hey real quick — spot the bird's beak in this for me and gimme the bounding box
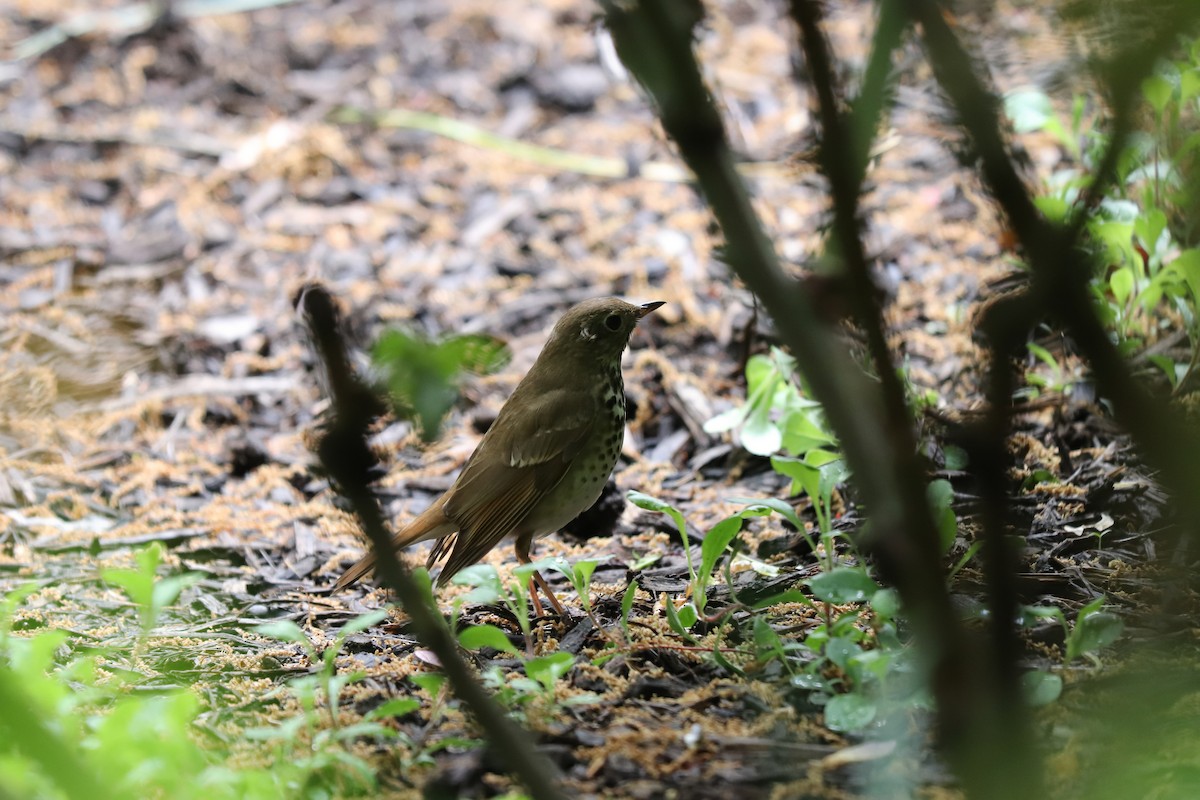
[636,301,665,319]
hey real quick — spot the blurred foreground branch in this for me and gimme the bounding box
[599,0,1007,788]
[296,284,567,800]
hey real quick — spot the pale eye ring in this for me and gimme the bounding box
[604,314,622,331]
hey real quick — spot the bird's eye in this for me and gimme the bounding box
[604,314,622,331]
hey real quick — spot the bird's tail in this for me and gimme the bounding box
[331,496,455,592]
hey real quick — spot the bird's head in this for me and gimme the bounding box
[543,297,664,363]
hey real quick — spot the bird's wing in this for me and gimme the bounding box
[437,387,594,582]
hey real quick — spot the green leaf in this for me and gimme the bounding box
[770,456,819,500]
[926,479,958,552]
[1019,604,1066,627]
[825,636,862,669]
[1110,266,1135,305]
[871,588,900,620]
[805,448,842,468]
[1004,89,1053,133]
[739,405,783,456]
[514,556,565,585]
[1091,220,1136,266]
[926,478,954,510]
[1142,73,1173,114]
[365,697,421,720]
[459,584,503,606]
[1034,194,1071,221]
[948,540,984,580]
[1181,67,1200,103]
[438,334,511,375]
[750,589,812,610]
[627,490,677,515]
[1021,670,1063,707]
[663,597,697,640]
[702,405,748,435]
[943,444,969,470]
[1167,249,1200,307]
[1133,209,1167,261]
[781,409,837,455]
[675,603,698,629]
[372,329,510,441]
[696,516,743,611]
[338,610,388,638]
[254,620,311,646]
[244,716,308,742]
[817,459,849,504]
[1147,355,1181,388]
[571,560,599,593]
[452,564,502,589]
[1068,610,1123,660]
[730,496,806,532]
[848,648,891,683]
[100,567,154,609]
[744,352,775,395]
[628,552,661,570]
[627,491,695,585]
[452,564,505,607]
[144,572,202,633]
[699,517,743,577]
[808,568,879,604]
[410,566,436,606]
[825,692,877,732]
[620,581,639,635]
[409,672,446,696]
[458,624,518,655]
[524,652,574,693]
[751,615,784,659]
[1180,65,1200,101]
[1027,342,1060,372]
[332,720,401,742]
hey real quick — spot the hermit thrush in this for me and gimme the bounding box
[332,297,664,615]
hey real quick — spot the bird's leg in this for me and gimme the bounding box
[531,569,566,617]
[527,577,546,619]
[515,536,566,618]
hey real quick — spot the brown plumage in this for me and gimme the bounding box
[332,297,663,614]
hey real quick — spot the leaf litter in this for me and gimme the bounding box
[0,0,1190,797]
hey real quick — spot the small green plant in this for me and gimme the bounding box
[547,558,600,618]
[697,330,973,734]
[628,492,793,624]
[522,651,575,697]
[702,345,852,572]
[742,576,922,734]
[100,542,203,658]
[450,563,535,653]
[1005,42,1200,388]
[0,573,364,799]
[1022,341,1080,398]
[1014,597,1124,708]
[704,346,838,459]
[1021,596,1125,667]
[476,650,589,715]
[254,608,389,729]
[251,571,489,792]
[625,488,929,735]
[372,328,510,441]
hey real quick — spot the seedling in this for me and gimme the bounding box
[100,543,203,658]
